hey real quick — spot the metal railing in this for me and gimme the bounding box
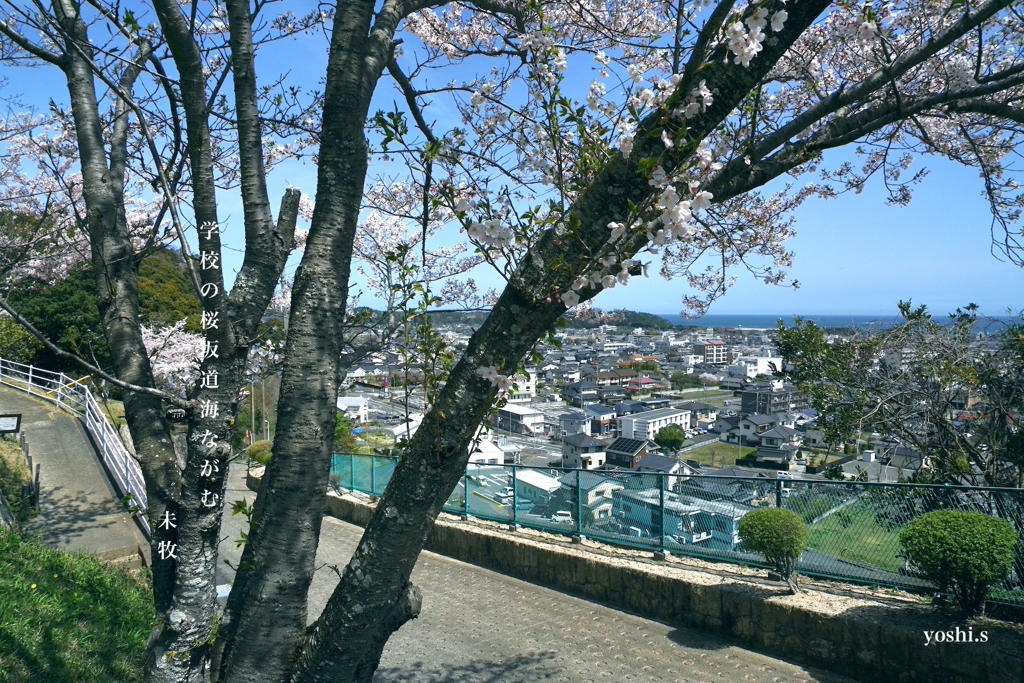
[331,453,1024,606]
[0,357,150,534]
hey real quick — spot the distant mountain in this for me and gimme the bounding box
[563,308,676,330]
[369,307,679,331]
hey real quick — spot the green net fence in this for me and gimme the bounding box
[330,453,1024,606]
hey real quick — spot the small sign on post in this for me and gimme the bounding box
[0,414,22,434]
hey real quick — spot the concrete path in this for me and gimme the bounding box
[219,465,853,683]
[0,385,149,566]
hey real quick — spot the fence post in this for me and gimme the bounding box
[27,365,33,394]
[511,464,518,527]
[350,455,355,492]
[463,469,469,519]
[775,478,783,508]
[659,473,666,551]
[370,455,376,494]
[575,469,583,540]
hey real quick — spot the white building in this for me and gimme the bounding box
[336,396,369,423]
[468,438,504,465]
[514,469,562,503]
[726,356,783,378]
[561,433,607,470]
[507,367,538,403]
[693,341,728,365]
[495,403,545,435]
[618,408,691,441]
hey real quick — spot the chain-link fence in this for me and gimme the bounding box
[330,453,1024,606]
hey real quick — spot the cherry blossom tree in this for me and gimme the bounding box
[1,1,1023,682]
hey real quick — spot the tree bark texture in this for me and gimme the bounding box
[289,2,833,681]
[50,0,183,618]
[216,0,392,680]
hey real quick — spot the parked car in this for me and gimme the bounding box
[551,510,573,524]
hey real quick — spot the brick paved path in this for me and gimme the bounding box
[307,518,856,683]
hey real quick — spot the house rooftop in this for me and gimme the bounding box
[622,407,691,420]
[759,425,798,439]
[563,433,606,448]
[606,437,649,455]
[637,453,684,472]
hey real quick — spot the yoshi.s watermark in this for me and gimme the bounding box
[923,626,988,646]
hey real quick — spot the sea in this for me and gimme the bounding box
[655,313,1018,332]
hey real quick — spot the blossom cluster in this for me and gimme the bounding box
[674,79,714,120]
[141,320,205,397]
[476,366,513,391]
[725,7,787,67]
[467,218,515,249]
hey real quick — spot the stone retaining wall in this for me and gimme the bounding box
[248,470,1024,683]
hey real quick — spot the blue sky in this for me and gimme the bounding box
[2,9,1020,319]
[598,153,1023,316]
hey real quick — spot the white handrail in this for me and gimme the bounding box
[0,357,151,535]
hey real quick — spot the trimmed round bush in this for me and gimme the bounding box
[738,508,808,592]
[899,510,1018,617]
[245,440,273,466]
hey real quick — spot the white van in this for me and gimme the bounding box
[551,511,573,524]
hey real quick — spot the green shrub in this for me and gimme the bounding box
[245,440,273,466]
[899,510,1018,617]
[738,508,808,593]
[0,317,43,365]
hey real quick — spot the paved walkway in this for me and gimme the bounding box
[220,465,853,683]
[0,385,148,565]
[308,518,855,683]
[7,392,855,683]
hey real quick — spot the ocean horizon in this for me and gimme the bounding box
[653,313,1017,330]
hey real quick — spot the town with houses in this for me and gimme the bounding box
[333,319,936,561]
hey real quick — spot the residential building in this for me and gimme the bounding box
[625,377,660,394]
[584,404,618,436]
[736,414,782,445]
[677,401,719,429]
[612,489,715,545]
[468,438,504,465]
[619,408,691,441]
[597,385,627,404]
[615,401,647,417]
[585,368,638,386]
[558,472,624,524]
[755,425,803,463]
[693,340,728,365]
[726,355,783,378]
[336,396,369,423]
[641,398,671,411]
[605,437,652,469]
[494,403,545,435]
[559,412,591,438]
[507,367,538,403]
[562,381,600,408]
[740,383,811,415]
[636,453,698,489]
[561,433,607,470]
[514,469,562,504]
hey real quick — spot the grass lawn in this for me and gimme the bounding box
[0,437,34,523]
[679,441,754,467]
[805,499,904,574]
[0,527,152,682]
[97,399,126,428]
